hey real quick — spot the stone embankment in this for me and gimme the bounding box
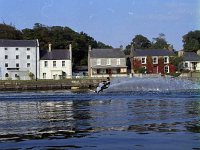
[0,78,105,91]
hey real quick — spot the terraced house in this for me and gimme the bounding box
[88,46,127,77]
[40,44,72,79]
[0,39,39,80]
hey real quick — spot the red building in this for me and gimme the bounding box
[130,49,176,74]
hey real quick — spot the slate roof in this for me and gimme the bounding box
[132,49,175,57]
[0,39,37,47]
[183,52,200,62]
[90,48,125,58]
[40,49,70,60]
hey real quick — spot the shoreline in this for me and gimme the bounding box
[0,76,199,91]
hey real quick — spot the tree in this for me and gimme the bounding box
[21,23,111,66]
[151,33,169,49]
[183,30,200,52]
[131,34,151,49]
[0,23,23,39]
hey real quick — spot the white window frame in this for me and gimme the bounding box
[97,59,101,65]
[27,63,30,68]
[44,61,48,67]
[117,58,120,65]
[152,56,158,64]
[43,73,46,79]
[184,62,189,68]
[106,59,111,65]
[16,55,19,59]
[27,55,30,59]
[164,65,169,73]
[164,56,169,64]
[62,61,65,67]
[53,61,56,67]
[141,57,146,64]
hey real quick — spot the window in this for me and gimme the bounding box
[164,65,169,73]
[5,63,8,67]
[16,55,19,59]
[15,74,19,77]
[43,73,46,79]
[5,73,9,77]
[16,48,18,50]
[27,55,30,59]
[117,59,120,65]
[153,57,158,64]
[97,59,101,65]
[44,61,48,67]
[106,59,111,65]
[53,61,56,67]
[4,48,7,50]
[16,63,19,68]
[141,57,146,64]
[62,61,65,67]
[5,55,8,59]
[27,63,30,68]
[184,62,189,68]
[164,56,169,64]
[27,48,30,51]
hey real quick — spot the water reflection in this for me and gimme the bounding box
[0,91,199,149]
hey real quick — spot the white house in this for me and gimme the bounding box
[179,51,200,72]
[0,39,40,80]
[40,44,72,79]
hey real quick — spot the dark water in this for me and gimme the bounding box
[0,90,200,150]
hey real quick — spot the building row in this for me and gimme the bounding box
[0,39,200,80]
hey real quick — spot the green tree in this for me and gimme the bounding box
[131,34,151,49]
[0,23,23,39]
[151,33,169,49]
[183,30,200,52]
[21,23,111,66]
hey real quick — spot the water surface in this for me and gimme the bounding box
[0,90,199,150]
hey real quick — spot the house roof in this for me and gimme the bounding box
[90,48,125,58]
[132,49,175,57]
[40,49,70,60]
[0,39,37,47]
[183,52,200,62]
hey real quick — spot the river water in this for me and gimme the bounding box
[0,89,199,150]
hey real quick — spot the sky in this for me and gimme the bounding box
[0,0,199,50]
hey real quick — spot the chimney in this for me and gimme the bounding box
[69,44,72,60]
[88,45,92,77]
[197,50,200,56]
[130,44,134,56]
[178,50,184,57]
[48,43,52,52]
[88,45,92,52]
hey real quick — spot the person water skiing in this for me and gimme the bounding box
[95,77,110,93]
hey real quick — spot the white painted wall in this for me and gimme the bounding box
[40,59,72,79]
[0,46,39,80]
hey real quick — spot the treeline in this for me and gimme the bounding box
[0,23,112,66]
[124,32,200,55]
[0,23,200,66]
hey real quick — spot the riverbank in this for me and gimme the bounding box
[0,75,199,91]
[0,78,105,91]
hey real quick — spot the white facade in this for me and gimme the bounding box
[0,40,39,80]
[39,44,72,79]
[183,61,200,72]
[40,59,72,79]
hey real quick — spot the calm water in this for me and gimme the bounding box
[0,90,200,150]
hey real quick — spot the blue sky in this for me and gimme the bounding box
[0,0,199,50]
